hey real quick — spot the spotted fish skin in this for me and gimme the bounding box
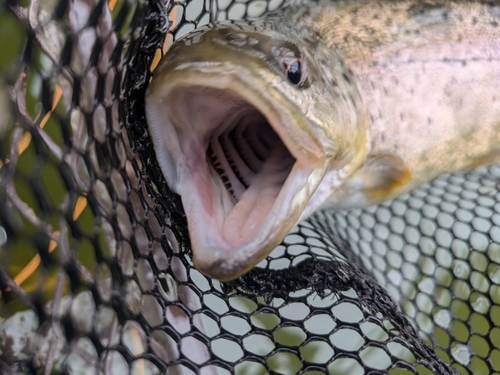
[293,0,500,208]
[145,0,500,280]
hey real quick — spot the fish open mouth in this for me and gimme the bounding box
[173,86,297,245]
[205,97,296,245]
[146,80,324,280]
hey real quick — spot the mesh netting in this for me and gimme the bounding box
[0,0,499,374]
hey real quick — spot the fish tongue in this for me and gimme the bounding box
[222,184,278,246]
[222,144,293,246]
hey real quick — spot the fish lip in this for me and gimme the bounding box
[146,68,328,281]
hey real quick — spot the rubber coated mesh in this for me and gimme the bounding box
[0,0,498,374]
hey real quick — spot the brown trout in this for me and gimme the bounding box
[145,0,500,281]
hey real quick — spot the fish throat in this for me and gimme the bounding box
[175,86,296,245]
[207,111,295,204]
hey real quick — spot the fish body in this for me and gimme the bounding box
[145,0,500,280]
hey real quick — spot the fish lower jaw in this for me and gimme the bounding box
[181,162,317,281]
[184,161,299,250]
[181,169,281,250]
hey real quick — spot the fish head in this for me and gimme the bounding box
[145,20,368,281]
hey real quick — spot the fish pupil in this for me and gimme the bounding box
[286,60,302,85]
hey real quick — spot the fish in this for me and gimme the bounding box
[145,0,500,281]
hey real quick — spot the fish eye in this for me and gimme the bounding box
[284,58,303,85]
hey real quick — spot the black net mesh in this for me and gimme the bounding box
[0,0,499,374]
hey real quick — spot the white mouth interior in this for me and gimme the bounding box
[174,87,296,246]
